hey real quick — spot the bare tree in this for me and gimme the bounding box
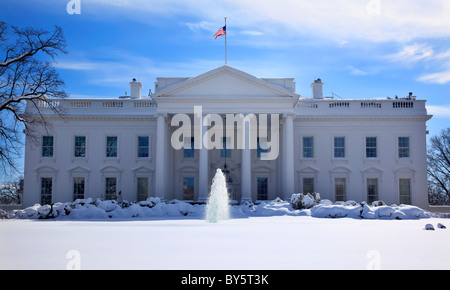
[427,128,450,204]
[0,176,23,204]
[0,22,67,176]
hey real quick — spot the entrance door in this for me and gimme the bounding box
[183,177,195,200]
[257,177,268,201]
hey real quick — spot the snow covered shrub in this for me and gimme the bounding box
[319,199,333,206]
[0,209,9,219]
[290,193,321,210]
[272,197,284,203]
[425,224,435,230]
[344,200,358,206]
[241,200,255,207]
[165,199,197,216]
[37,204,61,219]
[119,200,132,208]
[138,197,161,208]
[374,206,396,218]
[289,194,302,209]
[95,199,120,212]
[371,200,386,207]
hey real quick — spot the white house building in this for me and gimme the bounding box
[22,65,432,209]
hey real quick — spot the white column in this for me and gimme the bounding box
[284,114,295,200]
[198,114,209,203]
[155,114,167,200]
[241,119,252,203]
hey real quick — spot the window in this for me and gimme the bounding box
[334,137,345,158]
[183,177,194,200]
[303,137,314,158]
[257,137,268,159]
[105,177,117,200]
[74,136,86,158]
[366,137,377,158]
[221,137,231,158]
[398,137,410,158]
[106,136,118,158]
[257,177,268,200]
[137,177,149,202]
[303,178,315,194]
[184,137,195,158]
[399,178,411,205]
[42,136,54,157]
[73,177,85,200]
[138,136,149,158]
[367,178,378,203]
[335,178,346,202]
[41,177,52,205]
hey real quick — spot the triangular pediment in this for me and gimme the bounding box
[67,165,91,173]
[298,166,320,174]
[153,66,297,99]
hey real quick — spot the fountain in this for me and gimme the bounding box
[205,169,230,223]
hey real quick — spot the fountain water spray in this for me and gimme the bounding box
[205,169,230,223]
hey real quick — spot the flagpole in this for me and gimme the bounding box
[224,17,227,65]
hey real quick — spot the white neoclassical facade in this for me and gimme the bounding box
[23,65,432,208]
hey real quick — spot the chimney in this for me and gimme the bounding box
[130,78,143,99]
[311,78,324,99]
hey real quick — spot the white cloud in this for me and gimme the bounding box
[434,50,450,60]
[84,0,450,43]
[382,43,450,84]
[55,61,97,71]
[417,71,450,84]
[427,104,450,118]
[347,65,370,76]
[240,30,264,36]
[183,21,216,32]
[385,43,435,64]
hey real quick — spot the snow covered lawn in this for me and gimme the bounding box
[1,216,449,270]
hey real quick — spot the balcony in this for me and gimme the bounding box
[26,98,156,116]
[295,98,428,117]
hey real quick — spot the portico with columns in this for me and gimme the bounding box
[152,65,299,203]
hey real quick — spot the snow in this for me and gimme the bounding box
[1,216,449,270]
[425,224,435,231]
[1,197,449,270]
[6,196,433,220]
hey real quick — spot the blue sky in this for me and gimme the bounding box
[1,0,450,171]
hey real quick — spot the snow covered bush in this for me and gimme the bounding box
[0,208,9,219]
[371,200,386,207]
[310,201,431,220]
[8,197,210,220]
[290,193,321,210]
[6,195,432,220]
[138,197,161,208]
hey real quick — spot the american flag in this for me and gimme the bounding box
[214,26,226,39]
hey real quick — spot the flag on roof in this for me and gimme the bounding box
[214,26,226,39]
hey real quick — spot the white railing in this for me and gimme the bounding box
[102,101,124,108]
[29,98,155,114]
[296,99,426,115]
[361,101,382,109]
[329,101,350,108]
[70,101,91,108]
[134,101,154,108]
[37,100,60,108]
[393,101,414,108]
